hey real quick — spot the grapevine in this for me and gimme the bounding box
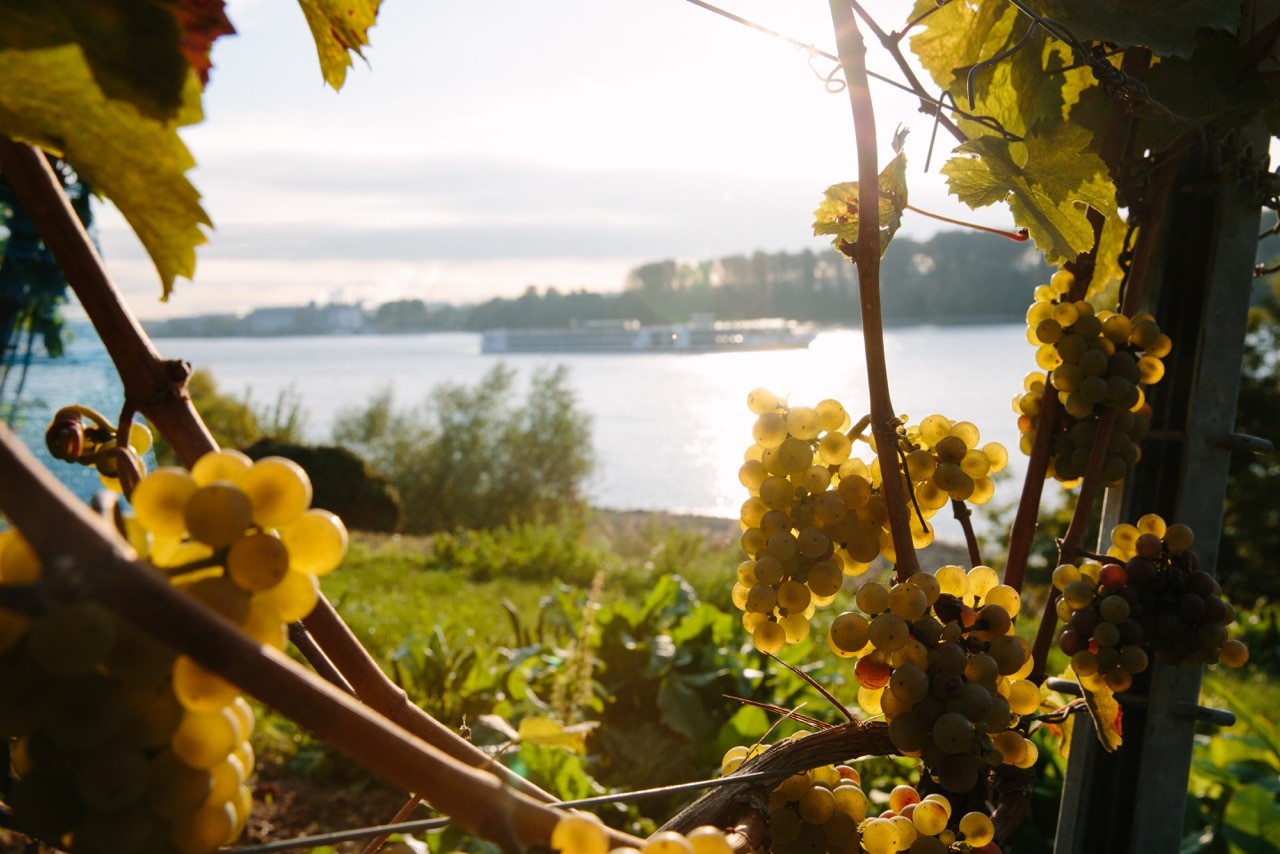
[0,0,1274,850]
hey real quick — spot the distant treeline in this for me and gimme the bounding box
[374,233,1047,333]
[147,233,1049,338]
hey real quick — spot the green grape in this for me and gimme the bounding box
[932,712,976,754]
[254,570,320,623]
[236,457,313,529]
[868,613,910,652]
[131,467,199,537]
[185,483,254,548]
[227,532,291,592]
[779,613,810,643]
[806,560,843,597]
[818,431,852,465]
[752,413,788,449]
[775,436,814,474]
[777,580,811,613]
[855,581,890,615]
[747,387,783,415]
[551,812,609,854]
[752,620,786,654]
[912,799,948,835]
[829,612,870,653]
[786,406,822,440]
[1007,678,1042,715]
[889,663,929,704]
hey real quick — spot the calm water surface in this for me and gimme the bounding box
[11,325,1032,529]
[150,326,1031,524]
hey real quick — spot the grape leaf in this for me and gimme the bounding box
[0,0,231,120]
[941,123,1116,264]
[0,44,210,298]
[296,0,381,89]
[516,716,588,753]
[174,0,237,87]
[813,129,909,256]
[1024,0,1239,58]
[1223,785,1280,854]
[909,0,1018,92]
[1078,677,1123,752]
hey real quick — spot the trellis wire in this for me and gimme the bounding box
[227,768,791,853]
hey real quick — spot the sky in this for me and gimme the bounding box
[95,1,1024,319]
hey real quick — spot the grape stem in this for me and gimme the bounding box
[905,203,1030,242]
[828,0,921,582]
[949,498,982,567]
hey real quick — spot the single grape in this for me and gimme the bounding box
[237,457,313,529]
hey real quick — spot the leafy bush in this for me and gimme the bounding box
[332,364,593,533]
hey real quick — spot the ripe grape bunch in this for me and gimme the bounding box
[1056,515,1248,690]
[0,449,348,853]
[1014,269,1171,485]
[828,567,1040,794]
[721,744,1000,854]
[551,811,734,854]
[734,390,1005,656]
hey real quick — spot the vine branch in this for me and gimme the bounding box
[828,0,920,581]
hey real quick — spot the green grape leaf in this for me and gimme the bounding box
[909,0,1018,92]
[1078,677,1124,752]
[1223,785,1280,854]
[0,0,232,120]
[0,44,210,298]
[941,123,1116,264]
[296,0,382,89]
[813,128,909,256]
[1024,0,1239,58]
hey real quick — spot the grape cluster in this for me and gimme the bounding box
[1014,270,1171,485]
[860,785,999,854]
[1057,516,1248,688]
[890,416,1007,559]
[44,406,154,492]
[828,568,1039,794]
[735,390,1005,655]
[551,812,733,854]
[720,747,1002,854]
[0,449,348,853]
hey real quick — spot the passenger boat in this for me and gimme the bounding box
[480,314,817,354]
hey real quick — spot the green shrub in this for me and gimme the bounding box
[332,364,593,533]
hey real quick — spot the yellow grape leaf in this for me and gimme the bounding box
[1079,676,1123,752]
[0,44,210,299]
[813,129,909,256]
[516,716,589,753]
[296,0,381,89]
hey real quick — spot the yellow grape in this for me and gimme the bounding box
[131,467,199,537]
[227,532,291,593]
[551,812,609,854]
[192,450,254,486]
[254,570,320,623]
[237,457,313,529]
[642,831,695,854]
[184,483,254,548]
[170,802,237,854]
[0,529,42,584]
[172,655,240,713]
[686,826,733,854]
[170,706,240,769]
[959,811,996,846]
[752,620,785,655]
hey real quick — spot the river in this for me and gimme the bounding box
[7,325,1033,530]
